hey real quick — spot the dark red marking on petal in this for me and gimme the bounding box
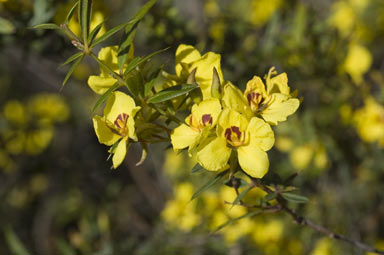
[231,126,241,139]
[202,114,213,126]
[114,113,129,129]
[225,128,232,142]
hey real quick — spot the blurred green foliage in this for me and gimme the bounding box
[1,0,384,254]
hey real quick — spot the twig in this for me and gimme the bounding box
[281,205,384,254]
[241,177,384,254]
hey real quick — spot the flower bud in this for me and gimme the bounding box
[211,67,222,100]
[188,68,203,104]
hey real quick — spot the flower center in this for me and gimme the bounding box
[114,113,129,136]
[201,114,213,126]
[188,113,213,132]
[224,126,245,147]
[246,92,263,112]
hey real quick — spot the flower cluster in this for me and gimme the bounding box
[170,45,300,178]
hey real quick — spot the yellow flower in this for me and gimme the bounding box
[353,97,384,146]
[88,46,134,94]
[92,91,140,168]
[171,98,222,155]
[249,0,282,27]
[343,43,372,85]
[222,67,300,125]
[28,93,70,125]
[197,108,274,178]
[165,44,224,99]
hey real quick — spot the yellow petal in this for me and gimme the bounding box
[197,136,231,171]
[222,82,253,119]
[98,46,119,75]
[93,115,120,146]
[191,98,222,127]
[238,142,269,178]
[262,94,300,125]
[191,52,223,99]
[104,91,140,124]
[247,117,275,151]
[175,44,201,75]
[268,72,290,95]
[171,124,200,150]
[88,75,117,94]
[245,76,268,98]
[112,138,128,168]
[217,108,249,138]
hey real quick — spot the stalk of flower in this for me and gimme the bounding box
[222,67,300,125]
[196,108,274,178]
[93,91,141,168]
[162,44,224,99]
[171,98,222,156]
[88,46,134,94]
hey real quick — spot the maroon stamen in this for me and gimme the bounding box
[225,128,232,142]
[202,114,213,126]
[247,92,260,104]
[114,113,128,128]
[231,126,241,139]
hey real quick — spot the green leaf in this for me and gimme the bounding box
[148,83,197,104]
[87,21,104,45]
[224,178,248,188]
[56,238,76,255]
[117,0,157,69]
[117,28,136,70]
[65,1,79,25]
[123,47,169,76]
[281,192,309,204]
[60,52,84,67]
[232,185,252,207]
[144,78,156,97]
[62,55,84,87]
[92,82,120,114]
[191,170,228,201]
[91,22,128,47]
[264,192,277,202]
[214,210,262,233]
[124,0,157,33]
[79,0,93,44]
[191,163,204,174]
[0,17,15,34]
[4,226,30,255]
[31,23,60,30]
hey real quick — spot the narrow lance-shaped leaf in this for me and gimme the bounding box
[62,55,84,88]
[191,170,229,201]
[32,23,60,30]
[123,47,169,76]
[79,0,92,44]
[148,84,197,104]
[231,185,253,207]
[281,192,309,204]
[191,163,204,174]
[264,192,277,202]
[65,1,79,24]
[117,28,136,70]
[3,226,30,255]
[144,78,155,97]
[117,0,157,69]
[213,210,262,233]
[87,21,104,45]
[124,0,157,33]
[92,82,120,114]
[91,21,130,47]
[136,143,148,166]
[60,52,84,67]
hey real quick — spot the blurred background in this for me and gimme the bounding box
[1,0,384,254]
